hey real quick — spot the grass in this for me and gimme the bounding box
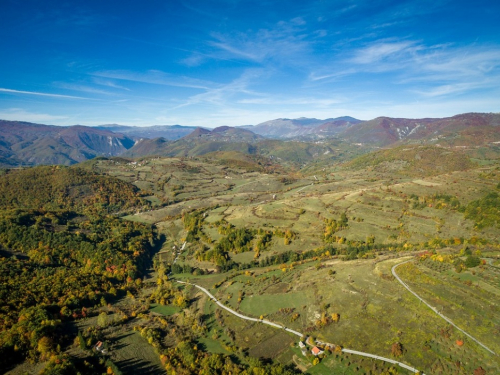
[121,214,156,224]
[197,337,229,354]
[149,303,180,316]
[239,292,312,316]
[395,261,500,373]
[397,262,500,354]
[110,331,165,375]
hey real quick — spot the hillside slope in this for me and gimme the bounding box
[96,124,198,140]
[340,113,500,146]
[0,121,135,166]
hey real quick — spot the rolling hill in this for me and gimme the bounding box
[124,126,264,158]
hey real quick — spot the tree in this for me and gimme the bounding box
[77,331,87,350]
[465,255,481,268]
[97,312,108,328]
[391,342,404,357]
[37,336,54,357]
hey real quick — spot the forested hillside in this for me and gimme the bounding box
[0,167,157,370]
[0,166,143,212]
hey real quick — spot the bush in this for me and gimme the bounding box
[465,255,481,268]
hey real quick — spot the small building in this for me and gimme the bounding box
[311,346,324,356]
[95,341,104,352]
[298,341,305,348]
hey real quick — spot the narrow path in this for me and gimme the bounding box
[295,183,314,193]
[176,280,424,374]
[176,280,302,335]
[392,259,497,356]
[171,242,185,265]
[234,177,268,190]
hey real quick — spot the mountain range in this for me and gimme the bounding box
[0,112,499,167]
[242,116,362,139]
[95,124,198,140]
[0,121,134,166]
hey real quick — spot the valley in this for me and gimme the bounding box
[1,120,500,375]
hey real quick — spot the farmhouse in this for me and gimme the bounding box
[311,346,324,356]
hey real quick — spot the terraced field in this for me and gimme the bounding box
[81,154,500,374]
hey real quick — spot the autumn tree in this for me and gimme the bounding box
[391,342,404,357]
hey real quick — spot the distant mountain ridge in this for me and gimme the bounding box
[242,116,362,139]
[184,126,263,142]
[1,112,499,167]
[124,125,263,158]
[0,120,135,166]
[340,113,500,146]
[96,124,198,140]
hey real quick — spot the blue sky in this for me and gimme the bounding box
[1,0,499,127]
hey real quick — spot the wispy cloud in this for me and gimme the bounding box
[411,47,500,80]
[92,77,131,91]
[0,108,68,122]
[0,88,91,100]
[309,68,358,82]
[53,82,114,96]
[349,40,418,64]
[206,18,313,65]
[237,97,343,107]
[91,69,214,90]
[169,69,264,110]
[310,39,500,97]
[179,54,206,67]
[414,82,491,97]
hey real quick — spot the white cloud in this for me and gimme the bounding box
[53,82,114,96]
[91,69,214,90]
[0,88,91,100]
[349,40,417,64]
[179,54,206,67]
[310,39,500,99]
[169,68,266,110]
[207,18,312,65]
[0,108,69,123]
[92,78,131,91]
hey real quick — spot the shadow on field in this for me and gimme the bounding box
[116,358,165,375]
[108,332,134,350]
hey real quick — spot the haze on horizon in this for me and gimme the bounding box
[1,0,499,128]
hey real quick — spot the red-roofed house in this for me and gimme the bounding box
[311,346,324,356]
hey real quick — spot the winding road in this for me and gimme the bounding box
[391,259,497,356]
[176,280,425,374]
